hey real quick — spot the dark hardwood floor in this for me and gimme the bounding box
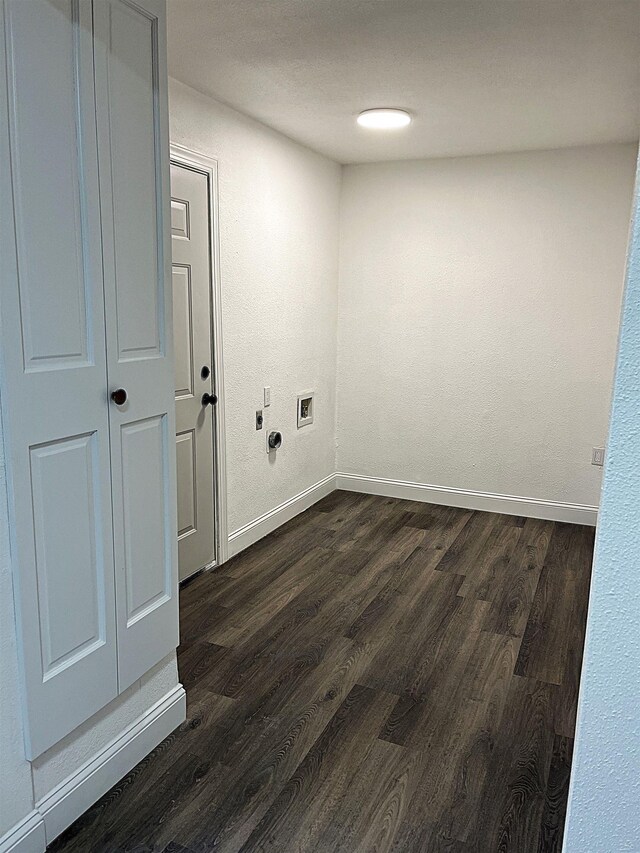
[48,491,594,853]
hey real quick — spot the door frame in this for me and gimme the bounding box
[170,143,228,567]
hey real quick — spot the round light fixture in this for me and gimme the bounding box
[357,108,411,129]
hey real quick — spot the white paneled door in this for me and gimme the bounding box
[94,0,179,691]
[0,0,118,757]
[170,162,217,581]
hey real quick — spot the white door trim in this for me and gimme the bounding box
[170,144,228,566]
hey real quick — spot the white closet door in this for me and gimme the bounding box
[0,0,118,758]
[93,0,179,690]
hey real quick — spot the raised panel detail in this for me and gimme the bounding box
[6,0,91,371]
[108,0,163,361]
[120,415,171,625]
[171,198,190,239]
[176,430,196,538]
[172,265,194,397]
[29,433,105,678]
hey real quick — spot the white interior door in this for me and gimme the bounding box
[0,0,118,758]
[94,0,179,691]
[170,162,217,581]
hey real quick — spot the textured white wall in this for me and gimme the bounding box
[168,79,342,534]
[337,144,637,507]
[564,151,640,852]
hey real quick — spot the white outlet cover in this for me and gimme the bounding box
[592,446,605,467]
[264,386,271,407]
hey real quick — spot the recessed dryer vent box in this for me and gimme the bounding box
[297,392,314,428]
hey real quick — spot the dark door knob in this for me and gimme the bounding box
[202,392,217,407]
[111,388,127,405]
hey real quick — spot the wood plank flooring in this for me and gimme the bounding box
[48,491,594,853]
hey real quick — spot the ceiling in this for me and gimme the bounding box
[167,0,640,164]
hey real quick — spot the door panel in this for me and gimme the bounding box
[0,0,118,757]
[107,0,163,361]
[6,0,93,373]
[30,432,105,678]
[171,198,190,239]
[172,265,195,397]
[94,0,179,691]
[170,162,216,580]
[176,430,197,537]
[120,416,172,623]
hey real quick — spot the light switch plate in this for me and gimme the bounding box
[264,386,271,407]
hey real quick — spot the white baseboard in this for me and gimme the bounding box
[0,811,46,853]
[227,472,596,561]
[36,684,186,846]
[228,473,337,558]
[336,473,598,526]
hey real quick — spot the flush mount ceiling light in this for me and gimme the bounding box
[357,108,412,129]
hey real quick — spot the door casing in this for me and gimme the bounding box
[170,143,228,569]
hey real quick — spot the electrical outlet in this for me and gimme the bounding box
[592,446,605,467]
[256,410,263,430]
[264,386,271,407]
